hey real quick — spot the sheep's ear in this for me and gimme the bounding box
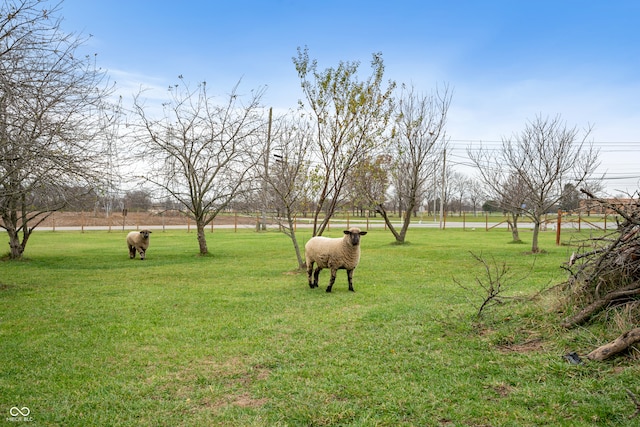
[343,230,350,235]
[359,231,367,236]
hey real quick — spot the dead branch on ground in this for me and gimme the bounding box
[560,190,640,361]
[586,327,640,361]
[626,389,640,419]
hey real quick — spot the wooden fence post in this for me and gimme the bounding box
[578,213,581,232]
[556,209,562,246]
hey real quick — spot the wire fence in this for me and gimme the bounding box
[29,210,615,236]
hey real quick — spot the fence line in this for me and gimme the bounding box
[22,211,616,239]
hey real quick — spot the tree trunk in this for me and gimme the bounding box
[587,327,640,361]
[287,214,305,270]
[196,222,208,255]
[2,212,29,259]
[311,179,330,237]
[531,220,541,253]
[396,199,417,243]
[507,213,521,242]
[376,204,402,242]
[3,206,53,260]
[7,227,24,259]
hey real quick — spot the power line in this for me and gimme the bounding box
[449,139,640,145]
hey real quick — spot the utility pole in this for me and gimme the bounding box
[260,107,272,231]
[439,148,446,230]
[432,161,437,222]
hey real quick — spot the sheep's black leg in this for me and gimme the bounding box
[139,250,145,260]
[313,267,321,288]
[129,245,136,259]
[326,269,337,293]
[347,269,355,292]
[307,262,315,288]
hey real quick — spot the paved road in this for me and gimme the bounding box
[34,219,610,232]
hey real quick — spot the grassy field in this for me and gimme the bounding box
[0,227,638,426]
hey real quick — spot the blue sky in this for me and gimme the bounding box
[59,0,640,195]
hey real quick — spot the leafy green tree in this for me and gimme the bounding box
[346,154,392,216]
[482,200,500,212]
[559,183,580,212]
[293,47,395,236]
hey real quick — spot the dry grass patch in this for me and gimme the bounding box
[147,355,271,413]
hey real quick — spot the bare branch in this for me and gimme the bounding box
[0,0,114,259]
[468,114,599,253]
[626,389,640,419]
[131,79,266,255]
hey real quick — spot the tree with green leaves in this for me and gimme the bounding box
[293,47,395,236]
[346,154,392,216]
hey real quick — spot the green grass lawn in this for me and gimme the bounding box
[1,227,638,426]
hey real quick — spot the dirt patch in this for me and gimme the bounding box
[155,356,271,412]
[496,337,544,353]
[283,270,302,275]
[229,393,269,408]
[491,383,515,397]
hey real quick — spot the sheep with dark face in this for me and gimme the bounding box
[127,229,152,260]
[304,227,368,292]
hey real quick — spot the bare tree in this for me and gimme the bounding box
[449,171,469,215]
[376,85,450,243]
[499,173,530,243]
[467,177,486,216]
[293,47,395,236]
[131,78,266,255]
[263,113,314,269]
[0,0,115,259]
[468,114,600,253]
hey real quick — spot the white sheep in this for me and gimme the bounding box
[127,229,152,260]
[304,227,368,292]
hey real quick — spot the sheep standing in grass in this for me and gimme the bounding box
[305,227,368,292]
[127,230,152,260]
